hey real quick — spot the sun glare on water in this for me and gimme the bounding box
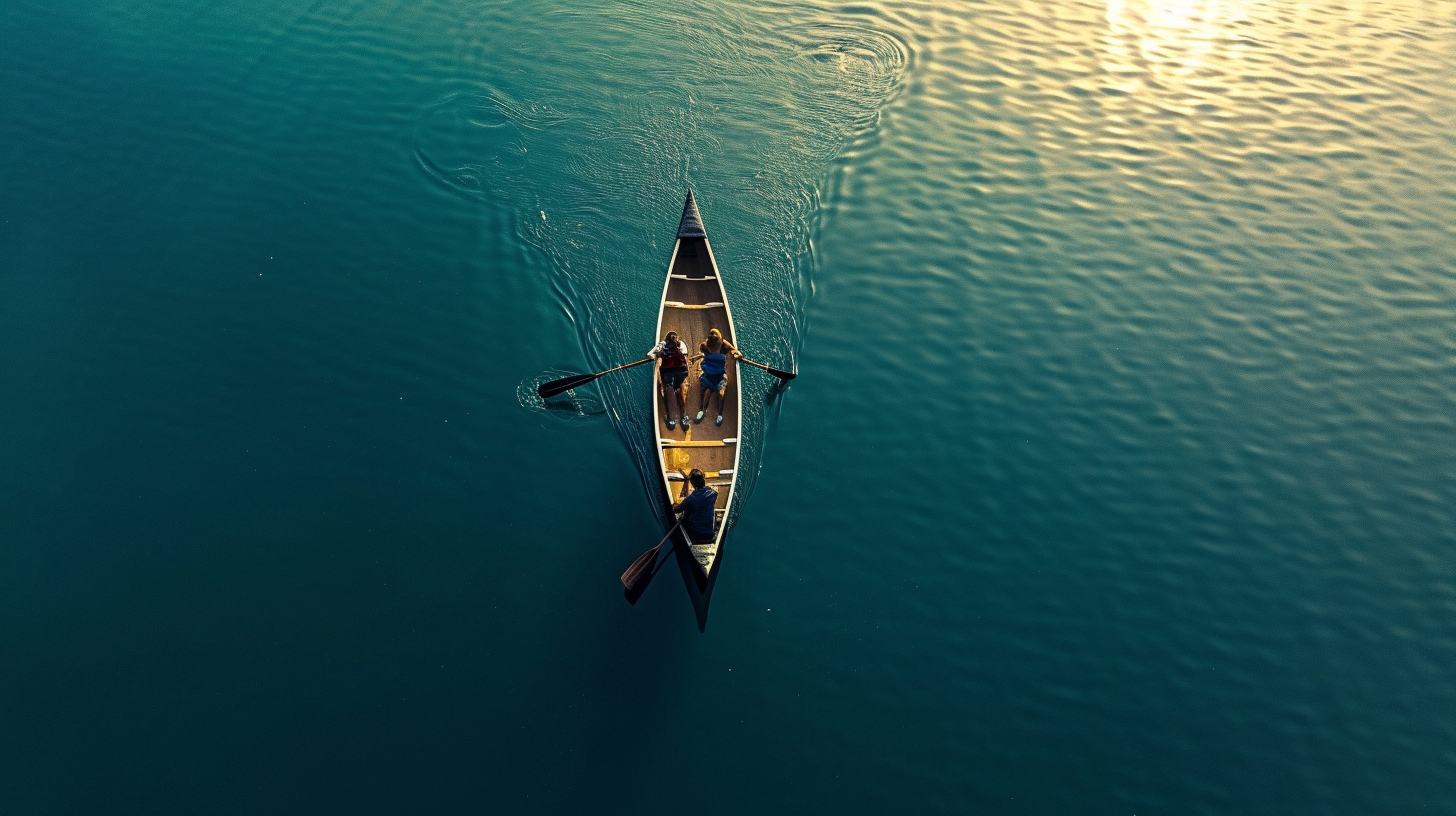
[1101,0,1256,92]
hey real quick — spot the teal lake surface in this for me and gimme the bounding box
[3,0,1455,812]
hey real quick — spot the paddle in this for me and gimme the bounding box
[736,354,797,381]
[537,357,652,399]
[621,518,682,591]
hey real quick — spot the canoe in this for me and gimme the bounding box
[652,192,742,580]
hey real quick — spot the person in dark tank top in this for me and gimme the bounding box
[648,330,691,430]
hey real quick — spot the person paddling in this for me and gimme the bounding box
[689,327,740,426]
[672,468,719,543]
[649,330,691,429]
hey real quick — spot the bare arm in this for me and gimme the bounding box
[671,473,691,510]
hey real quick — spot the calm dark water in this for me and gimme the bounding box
[3,0,1455,813]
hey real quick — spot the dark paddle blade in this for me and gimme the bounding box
[621,518,681,591]
[537,372,598,399]
[620,547,660,590]
[740,356,797,381]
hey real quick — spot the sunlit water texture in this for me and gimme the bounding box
[1,0,1454,813]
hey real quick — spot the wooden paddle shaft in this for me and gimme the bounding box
[602,357,653,376]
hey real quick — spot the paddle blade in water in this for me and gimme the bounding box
[620,547,659,590]
[537,372,597,399]
[741,357,797,381]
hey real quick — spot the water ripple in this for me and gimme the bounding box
[516,370,609,423]
[410,1,911,533]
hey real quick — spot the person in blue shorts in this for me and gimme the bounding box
[673,468,718,544]
[689,328,740,426]
[648,330,691,429]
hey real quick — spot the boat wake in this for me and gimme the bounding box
[412,0,913,555]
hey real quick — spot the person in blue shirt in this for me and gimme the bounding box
[673,468,719,543]
[689,328,741,426]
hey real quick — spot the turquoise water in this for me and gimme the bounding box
[3,0,1455,812]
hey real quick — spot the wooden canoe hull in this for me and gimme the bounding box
[651,192,743,581]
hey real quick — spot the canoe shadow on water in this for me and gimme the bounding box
[763,377,792,406]
[522,360,762,628]
[624,376,792,628]
[624,532,715,632]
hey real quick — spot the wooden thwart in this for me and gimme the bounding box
[666,468,733,480]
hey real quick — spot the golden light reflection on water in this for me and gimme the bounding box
[1102,0,1255,91]
[1099,0,1456,99]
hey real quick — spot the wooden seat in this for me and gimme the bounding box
[661,438,736,447]
[666,468,733,480]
